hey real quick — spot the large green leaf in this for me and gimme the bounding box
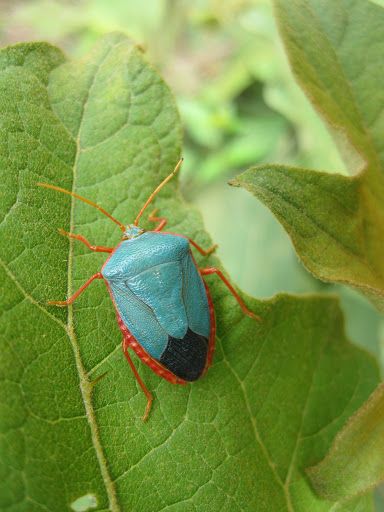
[231,0,384,312]
[0,35,380,511]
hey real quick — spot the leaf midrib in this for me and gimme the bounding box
[64,41,123,512]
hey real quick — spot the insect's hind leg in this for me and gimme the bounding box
[122,338,153,421]
[58,229,113,253]
[200,267,262,322]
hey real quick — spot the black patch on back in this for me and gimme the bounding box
[159,328,208,381]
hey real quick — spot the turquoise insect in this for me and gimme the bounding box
[38,160,260,420]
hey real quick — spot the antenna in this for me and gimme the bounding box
[134,158,183,226]
[37,183,126,232]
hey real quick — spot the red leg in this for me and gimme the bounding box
[148,210,216,255]
[189,238,217,256]
[200,267,262,322]
[59,228,113,253]
[48,272,103,306]
[148,208,167,232]
[122,338,153,421]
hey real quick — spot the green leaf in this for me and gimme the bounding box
[0,35,380,511]
[231,0,384,311]
[308,383,384,502]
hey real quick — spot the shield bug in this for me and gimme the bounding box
[38,159,261,420]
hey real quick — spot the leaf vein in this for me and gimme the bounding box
[65,41,122,512]
[0,257,66,330]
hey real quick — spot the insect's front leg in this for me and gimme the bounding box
[200,267,262,322]
[122,338,153,421]
[48,272,103,307]
[148,208,167,232]
[58,229,114,253]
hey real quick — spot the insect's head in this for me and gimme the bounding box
[122,224,145,240]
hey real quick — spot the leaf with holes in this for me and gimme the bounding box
[0,35,380,511]
[231,0,384,312]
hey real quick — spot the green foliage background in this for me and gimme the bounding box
[0,1,383,511]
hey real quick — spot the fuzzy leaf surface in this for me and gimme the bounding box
[0,35,379,512]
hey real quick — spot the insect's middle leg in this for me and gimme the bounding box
[200,267,262,322]
[189,238,217,256]
[48,272,103,307]
[58,229,114,253]
[122,338,153,421]
[148,209,167,232]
